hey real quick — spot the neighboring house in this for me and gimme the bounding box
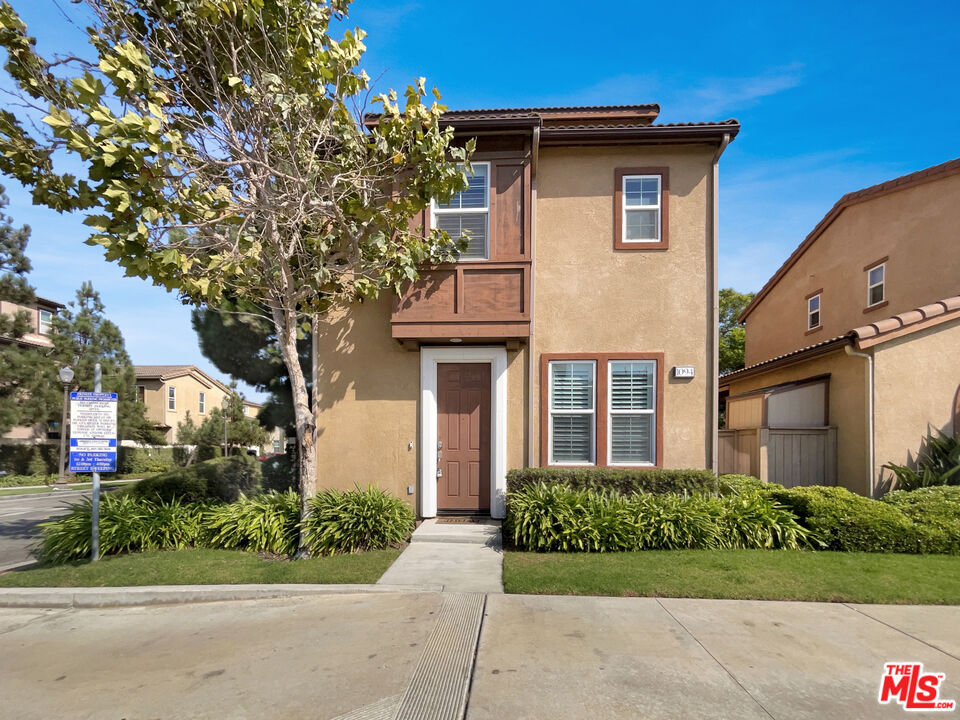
[312,103,739,518]
[134,365,282,453]
[0,295,64,441]
[719,158,960,496]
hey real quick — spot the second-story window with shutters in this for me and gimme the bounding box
[432,162,490,261]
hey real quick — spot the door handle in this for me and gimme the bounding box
[436,467,442,478]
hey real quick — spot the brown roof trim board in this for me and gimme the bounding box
[718,334,852,386]
[739,156,960,323]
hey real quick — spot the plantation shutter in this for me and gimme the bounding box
[433,163,489,260]
[608,361,656,464]
[549,361,595,464]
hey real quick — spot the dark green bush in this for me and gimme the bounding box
[261,452,296,493]
[718,474,783,495]
[763,486,935,553]
[129,456,261,503]
[204,491,300,555]
[503,482,810,552]
[0,443,59,475]
[196,445,222,462]
[117,446,176,475]
[304,487,415,555]
[37,495,206,563]
[507,467,718,496]
[882,486,960,552]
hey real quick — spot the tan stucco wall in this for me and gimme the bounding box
[312,297,527,512]
[722,349,870,494]
[744,171,960,366]
[533,145,714,469]
[873,320,960,490]
[0,299,55,347]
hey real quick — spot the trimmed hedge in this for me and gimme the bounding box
[118,446,176,474]
[261,451,296,493]
[0,443,176,477]
[882,486,960,552]
[129,456,261,503]
[503,482,810,552]
[507,467,718,496]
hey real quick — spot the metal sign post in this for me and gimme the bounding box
[68,364,116,562]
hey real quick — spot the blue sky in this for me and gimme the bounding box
[2,0,959,400]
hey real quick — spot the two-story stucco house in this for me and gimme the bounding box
[312,103,739,518]
[719,157,960,496]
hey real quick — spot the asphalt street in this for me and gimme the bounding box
[0,489,93,569]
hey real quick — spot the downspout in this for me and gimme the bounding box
[526,125,540,467]
[845,343,875,496]
[709,134,731,474]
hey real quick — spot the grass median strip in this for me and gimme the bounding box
[503,549,960,604]
[0,547,401,587]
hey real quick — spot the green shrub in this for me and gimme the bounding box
[129,456,261,503]
[304,487,416,555]
[204,491,300,556]
[507,467,718,496]
[885,428,960,490]
[261,452,296,493]
[0,443,59,475]
[718,474,783,495]
[196,445,222,462]
[882,486,960,552]
[37,495,206,563]
[503,482,810,552]
[117,446,176,475]
[763,486,930,553]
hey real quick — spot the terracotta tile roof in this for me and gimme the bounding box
[134,365,232,393]
[539,119,740,131]
[435,103,660,120]
[722,294,960,381]
[739,156,960,323]
[852,295,960,346]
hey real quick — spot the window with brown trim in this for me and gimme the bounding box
[807,293,821,330]
[614,167,669,250]
[541,353,665,468]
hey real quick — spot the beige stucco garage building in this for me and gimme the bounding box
[720,158,960,495]
[313,104,739,517]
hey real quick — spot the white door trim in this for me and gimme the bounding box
[420,346,508,519]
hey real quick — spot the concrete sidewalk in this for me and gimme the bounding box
[378,519,503,593]
[2,591,959,719]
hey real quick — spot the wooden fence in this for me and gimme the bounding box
[718,427,837,488]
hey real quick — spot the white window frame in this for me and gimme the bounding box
[807,294,821,330]
[607,360,657,467]
[168,386,176,411]
[547,360,597,467]
[430,161,490,262]
[621,174,661,244]
[38,309,53,334]
[867,263,885,307]
[198,391,206,414]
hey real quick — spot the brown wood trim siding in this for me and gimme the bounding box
[804,288,823,301]
[540,352,665,469]
[863,255,889,272]
[613,167,670,251]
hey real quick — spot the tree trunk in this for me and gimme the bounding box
[271,303,316,558]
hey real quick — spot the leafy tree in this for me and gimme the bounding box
[175,393,268,462]
[191,300,306,436]
[0,185,58,433]
[0,0,469,555]
[719,288,755,374]
[49,282,163,443]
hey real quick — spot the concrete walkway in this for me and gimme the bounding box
[377,519,503,594]
[2,592,959,719]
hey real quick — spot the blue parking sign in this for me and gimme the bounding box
[68,392,118,473]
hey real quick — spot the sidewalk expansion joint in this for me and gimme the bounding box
[843,603,960,663]
[394,592,486,720]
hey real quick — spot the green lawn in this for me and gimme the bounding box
[0,548,401,587]
[503,550,960,604]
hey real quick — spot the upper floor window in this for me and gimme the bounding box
[136,385,145,404]
[548,360,596,465]
[807,293,821,330]
[38,309,53,334]
[168,386,176,411]
[614,167,669,250]
[867,263,885,307]
[432,162,489,261]
[198,391,206,414]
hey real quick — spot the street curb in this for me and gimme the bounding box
[0,479,138,496]
[0,583,444,608]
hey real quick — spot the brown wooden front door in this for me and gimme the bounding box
[437,363,491,512]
